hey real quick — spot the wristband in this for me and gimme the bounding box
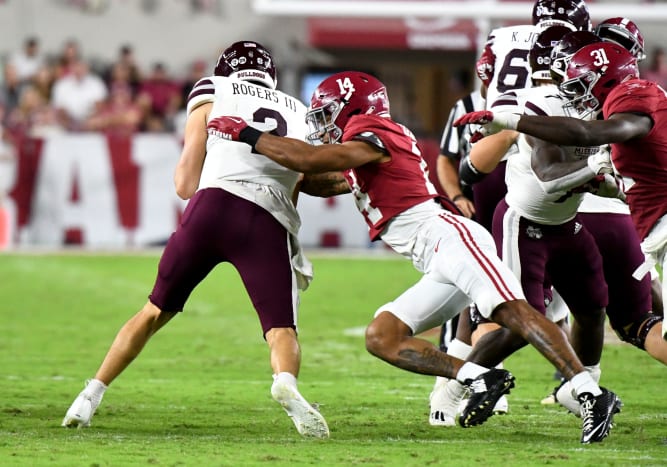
[452,194,466,202]
[497,112,520,130]
[239,126,263,152]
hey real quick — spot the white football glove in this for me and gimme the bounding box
[589,173,627,202]
[586,145,613,175]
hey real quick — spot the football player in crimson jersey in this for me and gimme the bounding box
[432,0,593,425]
[454,42,667,343]
[61,41,330,439]
[458,30,667,422]
[208,70,622,442]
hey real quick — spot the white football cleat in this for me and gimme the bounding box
[429,378,468,427]
[62,390,100,428]
[271,380,329,439]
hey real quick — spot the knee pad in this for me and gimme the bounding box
[613,313,663,350]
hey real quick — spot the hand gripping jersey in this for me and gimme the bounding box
[501,84,600,224]
[341,114,444,241]
[603,79,667,240]
[187,75,308,197]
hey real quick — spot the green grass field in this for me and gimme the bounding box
[0,252,665,466]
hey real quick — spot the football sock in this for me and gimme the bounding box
[273,372,298,388]
[86,378,108,406]
[584,363,601,383]
[456,362,488,383]
[570,371,602,397]
[447,338,472,360]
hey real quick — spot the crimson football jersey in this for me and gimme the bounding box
[603,79,667,239]
[341,115,442,240]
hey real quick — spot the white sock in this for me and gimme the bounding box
[273,372,298,388]
[584,364,601,383]
[456,362,488,383]
[433,376,449,388]
[447,338,472,360]
[570,371,602,397]
[86,378,108,405]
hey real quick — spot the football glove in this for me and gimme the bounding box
[587,174,626,202]
[586,145,613,175]
[207,116,249,141]
[206,116,263,151]
[453,110,520,136]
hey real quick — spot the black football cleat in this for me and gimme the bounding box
[459,368,515,428]
[579,388,622,444]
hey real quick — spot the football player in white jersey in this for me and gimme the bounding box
[473,0,591,231]
[209,70,622,443]
[458,27,667,414]
[430,0,593,426]
[62,41,330,439]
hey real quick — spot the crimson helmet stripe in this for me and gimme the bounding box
[306,71,390,144]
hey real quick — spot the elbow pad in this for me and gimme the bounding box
[459,156,488,186]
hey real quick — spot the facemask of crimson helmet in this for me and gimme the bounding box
[594,17,646,62]
[305,71,390,144]
[549,31,602,84]
[214,41,277,89]
[560,42,639,119]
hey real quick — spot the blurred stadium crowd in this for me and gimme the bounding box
[1,37,203,140]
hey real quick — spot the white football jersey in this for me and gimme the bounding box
[484,24,540,107]
[503,84,601,225]
[188,75,308,197]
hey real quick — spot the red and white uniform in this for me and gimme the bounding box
[603,79,667,241]
[340,114,525,329]
[603,79,667,321]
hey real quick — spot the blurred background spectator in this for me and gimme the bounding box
[84,83,143,137]
[103,44,143,97]
[54,39,82,79]
[642,46,667,89]
[5,83,64,138]
[137,62,182,132]
[51,59,108,130]
[7,37,46,83]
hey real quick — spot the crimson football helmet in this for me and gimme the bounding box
[214,40,277,89]
[594,17,646,62]
[305,71,390,144]
[532,0,591,32]
[550,30,602,84]
[560,42,639,119]
[529,25,573,81]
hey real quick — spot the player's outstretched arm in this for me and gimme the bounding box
[454,111,652,147]
[299,172,351,197]
[206,116,384,173]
